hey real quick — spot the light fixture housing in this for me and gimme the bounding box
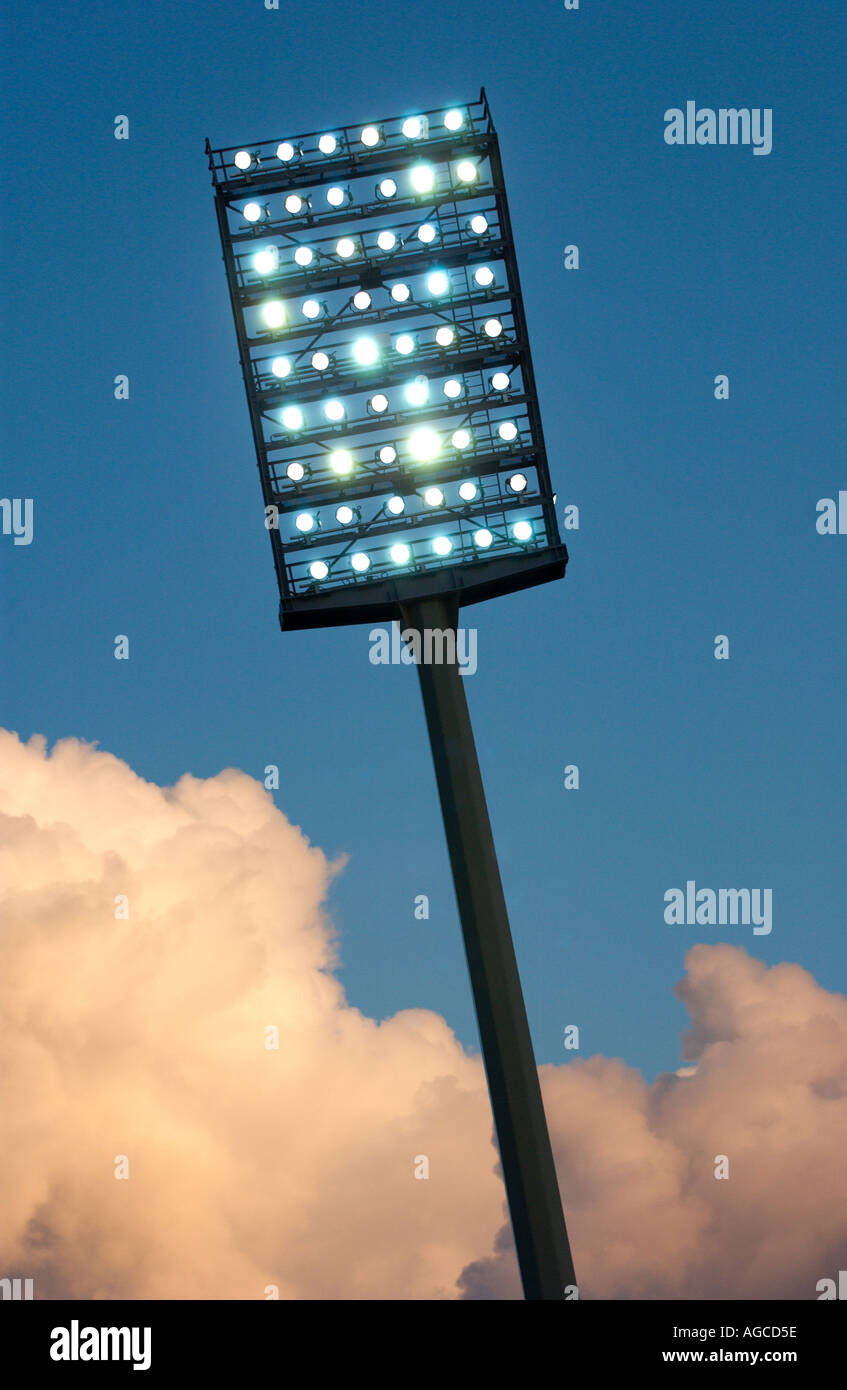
[207,90,566,631]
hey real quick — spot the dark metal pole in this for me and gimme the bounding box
[401,593,576,1301]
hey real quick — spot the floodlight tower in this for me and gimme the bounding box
[206,91,575,1301]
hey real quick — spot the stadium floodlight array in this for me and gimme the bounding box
[206,90,567,630]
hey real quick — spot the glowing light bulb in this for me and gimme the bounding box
[410,163,435,193]
[281,406,304,430]
[253,248,278,274]
[310,560,328,580]
[353,337,379,366]
[262,300,286,328]
[271,356,292,378]
[409,427,441,461]
[234,150,252,170]
[405,377,429,406]
[458,481,478,502]
[330,449,353,475]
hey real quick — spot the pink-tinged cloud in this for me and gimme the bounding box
[462,948,847,1299]
[0,730,844,1300]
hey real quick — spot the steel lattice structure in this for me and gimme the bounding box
[207,90,567,630]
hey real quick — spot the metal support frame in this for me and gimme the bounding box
[401,593,576,1300]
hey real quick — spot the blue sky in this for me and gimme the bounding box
[1,0,844,1080]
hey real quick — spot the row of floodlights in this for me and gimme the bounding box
[269,341,510,382]
[300,518,537,581]
[260,309,504,346]
[255,260,495,298]
[238,161,480,221]
[247,213,490,257]
[288,473,529,500]
[232,110,469,172]
[256,265,498,321]
[277,397,520,436]
[270,370,512,414]
[278,421,522,469]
